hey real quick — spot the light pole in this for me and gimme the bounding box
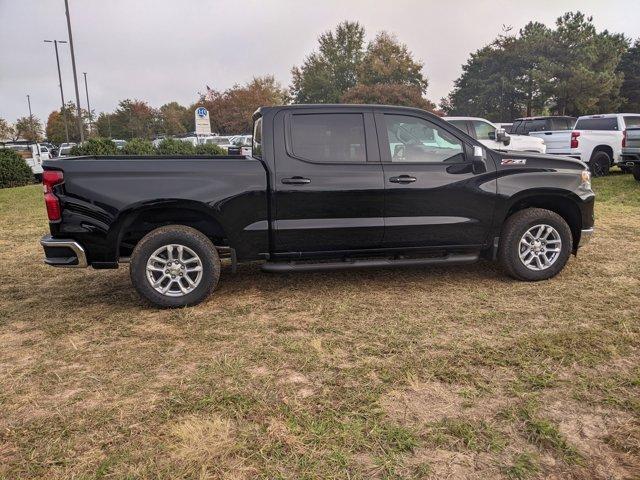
[83,72,92,134]
[64,0,84,142]
[44,39,70,143]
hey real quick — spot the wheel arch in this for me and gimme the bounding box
[591,145,614,165]
[109,200,228,260]
[500,191,583,252]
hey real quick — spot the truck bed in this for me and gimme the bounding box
[44,155,270,263]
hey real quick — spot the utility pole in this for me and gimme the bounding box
[26,94,35,140]
[44,39,70,143]
[83,72,92,134]
[64,0,84,142]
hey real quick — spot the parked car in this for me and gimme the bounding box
[40,104,594,307]
[511,116,576,135]
[205,136,242,154]
[541,113,640,176]
[621,127,640,181]
[444,117,546,153]
[57,144,76,157]
[230,134,252,155]
[113,139,126,150]
[512,116,576,154]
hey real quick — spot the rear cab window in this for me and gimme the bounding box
[574,117,619,131]
[252,117,262,158]
[289,113,366,163]
[623,116,640,128]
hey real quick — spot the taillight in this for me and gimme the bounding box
[622,130,627,148]
[570,131,580,149]
[43,170,64,221]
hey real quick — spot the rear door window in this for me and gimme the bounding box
[574,117,619,130]
[623,116,640,128]
[289,113,366,163]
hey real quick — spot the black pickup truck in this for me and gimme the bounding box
[40,105,595,307]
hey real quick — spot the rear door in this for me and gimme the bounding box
[376,111,496,248]
[272,108,385,253]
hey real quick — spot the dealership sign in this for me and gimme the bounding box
[195,107,211,135]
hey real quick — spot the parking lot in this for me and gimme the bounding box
[0,173,638,479]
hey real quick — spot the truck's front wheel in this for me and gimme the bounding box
[130,225,220,308]
[499,208,573,281]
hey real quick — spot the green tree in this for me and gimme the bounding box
[341,84,435,110]
[159,102,189,136]
[70,137,118,156]
[443,12,628,119]
[46,102,89,143]
[94,100,159,139]
[290,21,365,103]
[619,38,640,112]
[357,32,428,91]
[122,138,156,155]
[14,116,43,142]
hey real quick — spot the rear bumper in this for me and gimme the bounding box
[40,235,88,268]
[578,228,594,248]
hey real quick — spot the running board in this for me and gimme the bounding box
[261,253,479,273]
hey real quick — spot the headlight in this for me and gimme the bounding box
[580,170,591,190]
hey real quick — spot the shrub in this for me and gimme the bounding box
[156,138,196,155]
[195,143,226,155]
[0,149,34,188]
[122,138,156,155]
[70,137,118,156]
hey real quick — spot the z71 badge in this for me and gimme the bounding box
[501,158,527,165]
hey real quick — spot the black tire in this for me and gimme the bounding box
[619,165,631,174]
[499,208,573,282]
[130,225,220,308]
[589,151,610,177]
[632,165,640,182]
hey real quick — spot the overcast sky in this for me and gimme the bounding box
[1,0,639,125]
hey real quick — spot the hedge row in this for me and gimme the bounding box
[70,138,226,156]
[0,149,34,189]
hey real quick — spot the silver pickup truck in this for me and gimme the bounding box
[621,127,640,181]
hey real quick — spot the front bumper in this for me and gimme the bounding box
[40,235,88,268]
[578,228,594,248]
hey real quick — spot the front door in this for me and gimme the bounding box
[272,109,385,254]
[376,112,497,248]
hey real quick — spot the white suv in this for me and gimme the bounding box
[444,117,546,154]
[537,113,640,176]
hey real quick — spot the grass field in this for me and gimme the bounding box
[0,173,639,479]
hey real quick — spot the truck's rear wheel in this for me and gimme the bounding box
[130,225,220,308]
[589,151,610,177]
[633,165,640,182]
[499,208,573,281]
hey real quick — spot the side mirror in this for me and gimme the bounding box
[472,145,486,174]
[496,128,511,146]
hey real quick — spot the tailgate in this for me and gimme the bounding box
[530,131,571,152]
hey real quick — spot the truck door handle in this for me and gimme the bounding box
[281,176,311,185]
[389,175,417,184]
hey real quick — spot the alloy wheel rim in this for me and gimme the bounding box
[518,224,562,271]
[145,244,203,297]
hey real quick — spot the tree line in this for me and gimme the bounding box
[1,12,639,144]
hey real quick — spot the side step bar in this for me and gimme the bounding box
[261,253,479,273]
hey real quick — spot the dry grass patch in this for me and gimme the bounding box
[1,172,639,478]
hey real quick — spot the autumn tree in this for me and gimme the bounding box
[14,116,43,142]
[0,118,15,141]
[201,76,287,134]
